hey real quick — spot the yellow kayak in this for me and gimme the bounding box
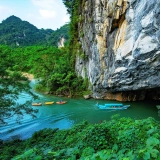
[44,101,54,105]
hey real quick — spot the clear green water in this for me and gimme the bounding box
[0,80,160,140]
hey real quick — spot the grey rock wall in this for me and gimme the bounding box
[75,0,160,101]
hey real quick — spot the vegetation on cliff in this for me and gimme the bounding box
[1,115,160,159]
[0,2,160,160]
[63,0,84,57]
[47,24,69,46]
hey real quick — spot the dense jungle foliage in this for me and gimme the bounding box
[0,15,69,47]
[1,115,160,159]
[0,45,38,124]
[48,24,69,46]
[0,44,90,123]
[0,44,90,96]
[0,9,89,123]
[1,1,159,160]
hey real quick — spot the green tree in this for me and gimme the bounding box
[26,46,89,97]
[0,45,38,124]
[11,45,90,97]
[0,16,69,47]
[48,24,70,46]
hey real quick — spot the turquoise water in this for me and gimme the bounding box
[0,80,160,141]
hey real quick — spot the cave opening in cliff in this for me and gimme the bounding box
[144,89,160,101]
[110,14,125,33]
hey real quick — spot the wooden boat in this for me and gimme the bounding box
[44,101,54,105]
[56,101,67,104]
[96,103,130,110]
[32,103,42,106]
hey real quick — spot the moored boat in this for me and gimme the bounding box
[44,101,54,105]
[56,101,67,104]
[105,103,123,107]
[32,103,42,106]
[96,103,130,110]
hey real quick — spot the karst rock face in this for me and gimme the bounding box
[75,0,160,101]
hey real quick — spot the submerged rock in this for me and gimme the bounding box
[83,95,91,99]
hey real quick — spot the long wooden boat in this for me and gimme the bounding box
[56,101,67,104]
[32,103,42,106]
[96,103,130,110]
[44,101,54,105]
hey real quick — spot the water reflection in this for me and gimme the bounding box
[0,80,160,141]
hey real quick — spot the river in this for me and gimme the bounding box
[0,80,160,141]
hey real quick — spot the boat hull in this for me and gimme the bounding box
[44,102,54,105]
[96,104,130,110]
[32,103,42,106]
[56,101,67,104]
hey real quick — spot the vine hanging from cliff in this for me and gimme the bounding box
[63,0,83,59]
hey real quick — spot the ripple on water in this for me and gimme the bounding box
[1,83,160,141]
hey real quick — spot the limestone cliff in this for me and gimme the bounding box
[58,37,66,48]
[75,0,160,101]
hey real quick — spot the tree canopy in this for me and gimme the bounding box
[0,43,90,124]
[1,115,160,159]
[0,9,89,124]
[0,16,69,47]
[9,45,90,97]
[0,45,38,124]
